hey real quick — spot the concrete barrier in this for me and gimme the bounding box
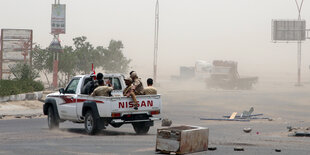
[0,91,43,103]
[156,125,209,154]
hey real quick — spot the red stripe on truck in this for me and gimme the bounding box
[51,95,104,104]
[119,100,153,108]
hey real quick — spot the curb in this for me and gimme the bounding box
[0,91,43,103]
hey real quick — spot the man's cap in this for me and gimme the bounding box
[130,71,137,78]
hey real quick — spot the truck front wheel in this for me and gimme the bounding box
[84,110,99,135]
[47,106,59,129]
[132,122,150,135]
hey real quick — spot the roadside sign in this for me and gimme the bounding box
[0,29,32,79]
[51,4,66,35]
[272,20,306,41]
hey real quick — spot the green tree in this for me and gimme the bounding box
[101,40,131,73]
[58,46,78,84]
[9,63,39,80]
[73,36,102,74]
[32,45,53,86]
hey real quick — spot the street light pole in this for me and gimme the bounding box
[153,0,159,83]
[294,0,304,86]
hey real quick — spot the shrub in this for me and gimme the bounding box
[0,80,44,97]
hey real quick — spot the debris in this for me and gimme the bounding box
[162,118,172,127]
[15,115,22,118]
[291,132,310,137]
[200,118,250,122]
[256,132,259,135]
[208,146,217,151]
[287,126,310,137]
[275,149,281,152]
[243,128,252,133]
[25,115,32,119]
[234,147,244,151]
[241,107,254,118]
[202,107,271,122]
[229,112,238,119]
[156,125,209,154]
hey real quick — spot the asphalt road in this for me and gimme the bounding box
[1,83,310,155]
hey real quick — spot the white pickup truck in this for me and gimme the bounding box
[43,74,162,135]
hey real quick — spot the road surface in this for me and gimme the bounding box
[0,81,310,155]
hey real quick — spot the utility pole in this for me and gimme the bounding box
[294,0,304,86]
[153,0,159,83]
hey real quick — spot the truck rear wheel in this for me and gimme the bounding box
[47,106,59,129]
[84,110,99,135]
[132,122,150,135]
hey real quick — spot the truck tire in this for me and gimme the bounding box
[84,110,99,135]
[132,122,150,135]
[47,106,59,129]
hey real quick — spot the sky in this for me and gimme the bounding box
[1,0,310,82]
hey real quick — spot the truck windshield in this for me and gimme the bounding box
[65,78,81,94]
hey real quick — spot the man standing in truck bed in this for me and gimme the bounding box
[123,77,139,110]
[130,71,144,95]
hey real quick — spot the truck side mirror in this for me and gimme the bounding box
[59,88,65,94]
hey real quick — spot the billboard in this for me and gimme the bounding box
[0,29,32,79]
[51,4,66,34]
[272,20,306,41]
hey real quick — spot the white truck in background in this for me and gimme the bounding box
[43,74,162,135]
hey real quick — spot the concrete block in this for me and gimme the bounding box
[156,125,209,154]
[0,96,10,102]
[9,95,17,101]
[33,92,43,100]
[19,94,26,101]
[26,93,35,100]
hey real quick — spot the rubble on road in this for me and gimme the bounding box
[243,128,252,133]
[161,118,172,127]
[234,147,244,151]
[200,107,271,122]
[287,126,310,137]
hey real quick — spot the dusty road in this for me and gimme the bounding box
[0,81,310,154]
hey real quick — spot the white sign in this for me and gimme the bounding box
[51,4,66,34]
[2,29,32,40]
[272,20,306,41]
[0,29,32,79]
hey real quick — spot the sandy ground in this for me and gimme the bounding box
[0,100,45,119]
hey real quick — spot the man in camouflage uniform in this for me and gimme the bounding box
[143,78,157,95]
[123,77,138,110]
[91,80,113,97]
[130,71,144,95]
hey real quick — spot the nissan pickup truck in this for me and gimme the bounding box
[43,74,162,135]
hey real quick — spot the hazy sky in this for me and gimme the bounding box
[1,0,310,81]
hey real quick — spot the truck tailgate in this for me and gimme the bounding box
[95,95,162,117]
[114,95,161,111]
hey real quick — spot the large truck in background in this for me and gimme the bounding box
[172,60,258,90]
[205,60,258,90]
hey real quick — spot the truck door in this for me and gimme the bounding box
[58,77,80,121]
